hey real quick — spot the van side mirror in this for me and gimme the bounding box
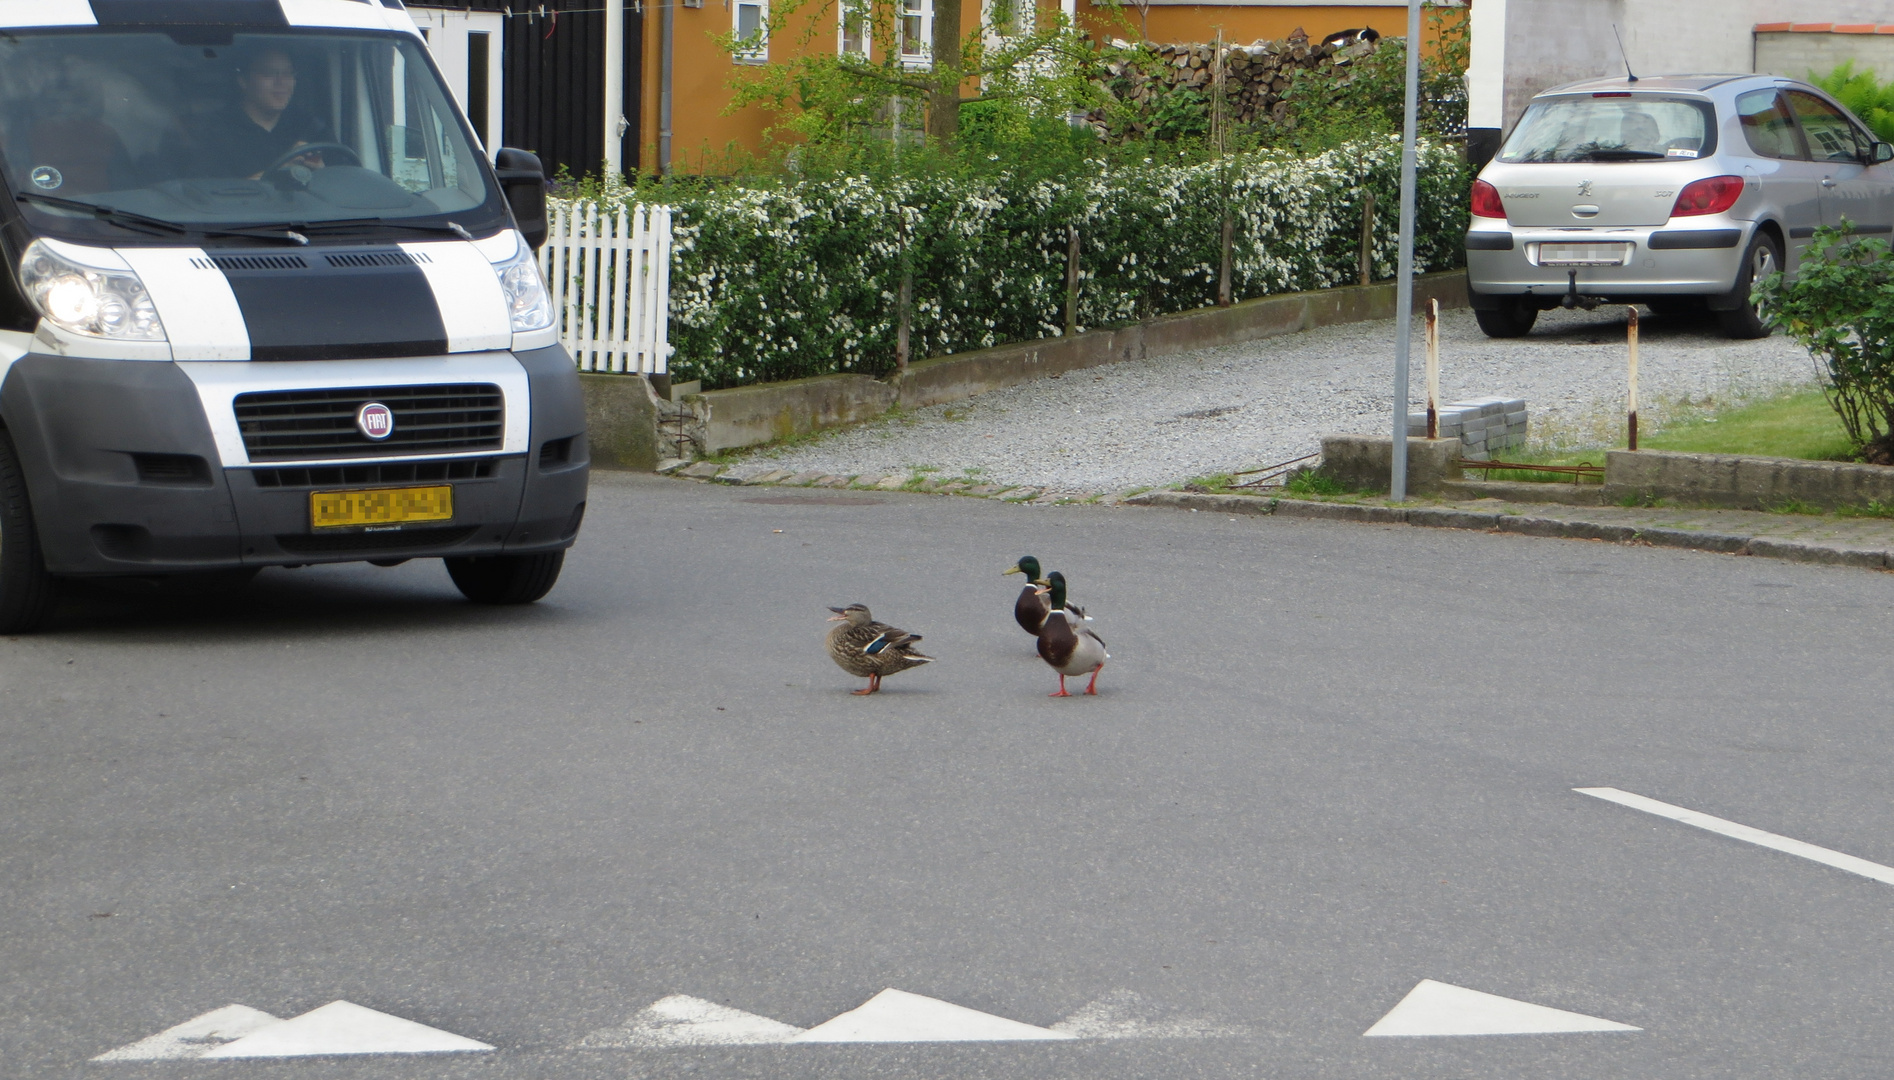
[1874,142,1894,165]
[493,148,548,250]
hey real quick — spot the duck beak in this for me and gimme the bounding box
[1032,578,1050,587]
[1002,564,1022,576]
[826,607,849,621]
[1032,584,1051,596]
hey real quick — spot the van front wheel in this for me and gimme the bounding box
[445,551,565,605]
[0,429,56,633]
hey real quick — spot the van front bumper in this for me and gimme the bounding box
[0,345,588,576]
[1466,220,1755,302]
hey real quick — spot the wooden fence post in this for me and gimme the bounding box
[1358,190,1375,287]
[1064,225,1081,336]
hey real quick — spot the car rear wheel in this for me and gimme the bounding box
[1474,299,1539,338]
[1716,232,1780,340]
[0,428,56,633]
[445,551,565,605]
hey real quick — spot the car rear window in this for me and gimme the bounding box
[1498,95,1717,163]
[1736,89,1803,159]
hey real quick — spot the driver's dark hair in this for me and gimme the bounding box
[232,44,295,76]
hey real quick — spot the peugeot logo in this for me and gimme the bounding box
[356,402,395,440]
[1577,179,1594,197]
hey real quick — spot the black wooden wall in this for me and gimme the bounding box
[436,0,642,181]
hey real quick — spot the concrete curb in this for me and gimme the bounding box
[1121,491,1894,570]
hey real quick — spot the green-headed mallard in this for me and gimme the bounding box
[1035,571,1108,696]
[1002,555,1051,636]
[825,603,935,695]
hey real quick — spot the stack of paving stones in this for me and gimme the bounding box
[657,459,1127,506]
[1407,396,1528,461]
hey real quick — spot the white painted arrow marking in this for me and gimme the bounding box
[1364,980,1639,1037]
[792,989,1076,1043]
[1051,990,1245,1039]
[200,1000,493,1057]
[93,1004,284,1061]
[1577,786,1894,885]
[580,995,805,1047]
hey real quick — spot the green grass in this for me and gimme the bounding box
[1286,470,1346,496]
[1836,499,1894,520]
[1639,390,1853,461]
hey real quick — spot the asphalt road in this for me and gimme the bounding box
[6,472,1894,1079]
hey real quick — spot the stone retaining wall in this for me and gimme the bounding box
[688,271,1468,455]
[1604,449,1894,511]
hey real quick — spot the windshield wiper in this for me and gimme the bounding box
[288,217,475,241]
[16,192,309,244]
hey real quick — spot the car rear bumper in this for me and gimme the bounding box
[0,345,588,576]
[1466,221,1755,300]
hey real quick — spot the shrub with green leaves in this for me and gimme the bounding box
[1811,61,1894,143]
[575,134,1468,389]
[1759,226,1894,463]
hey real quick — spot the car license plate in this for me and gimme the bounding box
[1536,242,1632,266]
[310,485,453,529]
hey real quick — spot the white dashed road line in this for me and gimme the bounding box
[1363,980,1639,1037]
[1577,787,1894,886]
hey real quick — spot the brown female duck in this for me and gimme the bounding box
[825,603,935,694]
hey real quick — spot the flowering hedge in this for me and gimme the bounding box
[581,135,1469,389]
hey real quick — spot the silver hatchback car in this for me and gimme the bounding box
[1466,74,1894,338]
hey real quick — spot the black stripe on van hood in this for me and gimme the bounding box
[217,248,447,361]
[90,0,289,27]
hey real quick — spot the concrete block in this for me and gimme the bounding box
[1317,435,1462,494]
[1604,449,1894,510]
[580,372,666,471]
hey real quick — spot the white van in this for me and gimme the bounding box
[0,0,588,631]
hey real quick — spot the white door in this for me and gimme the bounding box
[408,8,504,158]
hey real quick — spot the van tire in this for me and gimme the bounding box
[0,429,56,633]
[445,551,565,605]
[1474,299,1538,338]
[1716,232,1780,340]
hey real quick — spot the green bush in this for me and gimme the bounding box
[582,135,1469,389]
[1758,226,1894,463]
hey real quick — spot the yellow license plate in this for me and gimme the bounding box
[310,485,453,529]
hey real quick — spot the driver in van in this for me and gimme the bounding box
[173,46,330,180]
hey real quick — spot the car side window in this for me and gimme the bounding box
[1736,89,1804,160]
[1787,90,1869,163]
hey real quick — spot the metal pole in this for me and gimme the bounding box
[605,0,624,174]
[1389,0,1421,500]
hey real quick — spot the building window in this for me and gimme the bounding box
[898,0,931,65]
[734,0,768,63]
[986,0,1027,38]
[839,0,870,57]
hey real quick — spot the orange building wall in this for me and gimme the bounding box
[1078,4,1409,47]
[639,2,1435,173]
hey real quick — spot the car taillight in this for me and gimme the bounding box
[1471,179,1506,219]
[1671,175,1743,218]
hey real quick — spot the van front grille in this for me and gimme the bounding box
[250,459,497,488]
[234,384,504,461]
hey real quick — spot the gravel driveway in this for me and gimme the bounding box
[742,306,1818,496]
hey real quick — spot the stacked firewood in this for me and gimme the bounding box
[1091,27,1380,134]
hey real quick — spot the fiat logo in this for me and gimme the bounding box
[356,402,395,440]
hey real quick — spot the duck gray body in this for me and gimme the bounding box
[1035,573,1108,696]
[825,603,934,694]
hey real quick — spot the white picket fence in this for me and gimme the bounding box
[539,201,674,374]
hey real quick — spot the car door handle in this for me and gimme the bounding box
[1822,178,1838,187]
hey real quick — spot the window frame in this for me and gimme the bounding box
[1785,88,1872,165]
[733,0,769,64]
[1736,88,1809,162]
[897,0,931,68]
[837,0,870,58]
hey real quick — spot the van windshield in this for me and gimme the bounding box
[0,29,506,244]
[1498,95,1717,163]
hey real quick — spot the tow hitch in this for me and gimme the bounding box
[1559,269,1607,310]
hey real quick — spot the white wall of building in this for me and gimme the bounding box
[1469,0,1894,142]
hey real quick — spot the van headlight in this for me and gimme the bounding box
[20,240,166,342]
[490,239,553,333]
